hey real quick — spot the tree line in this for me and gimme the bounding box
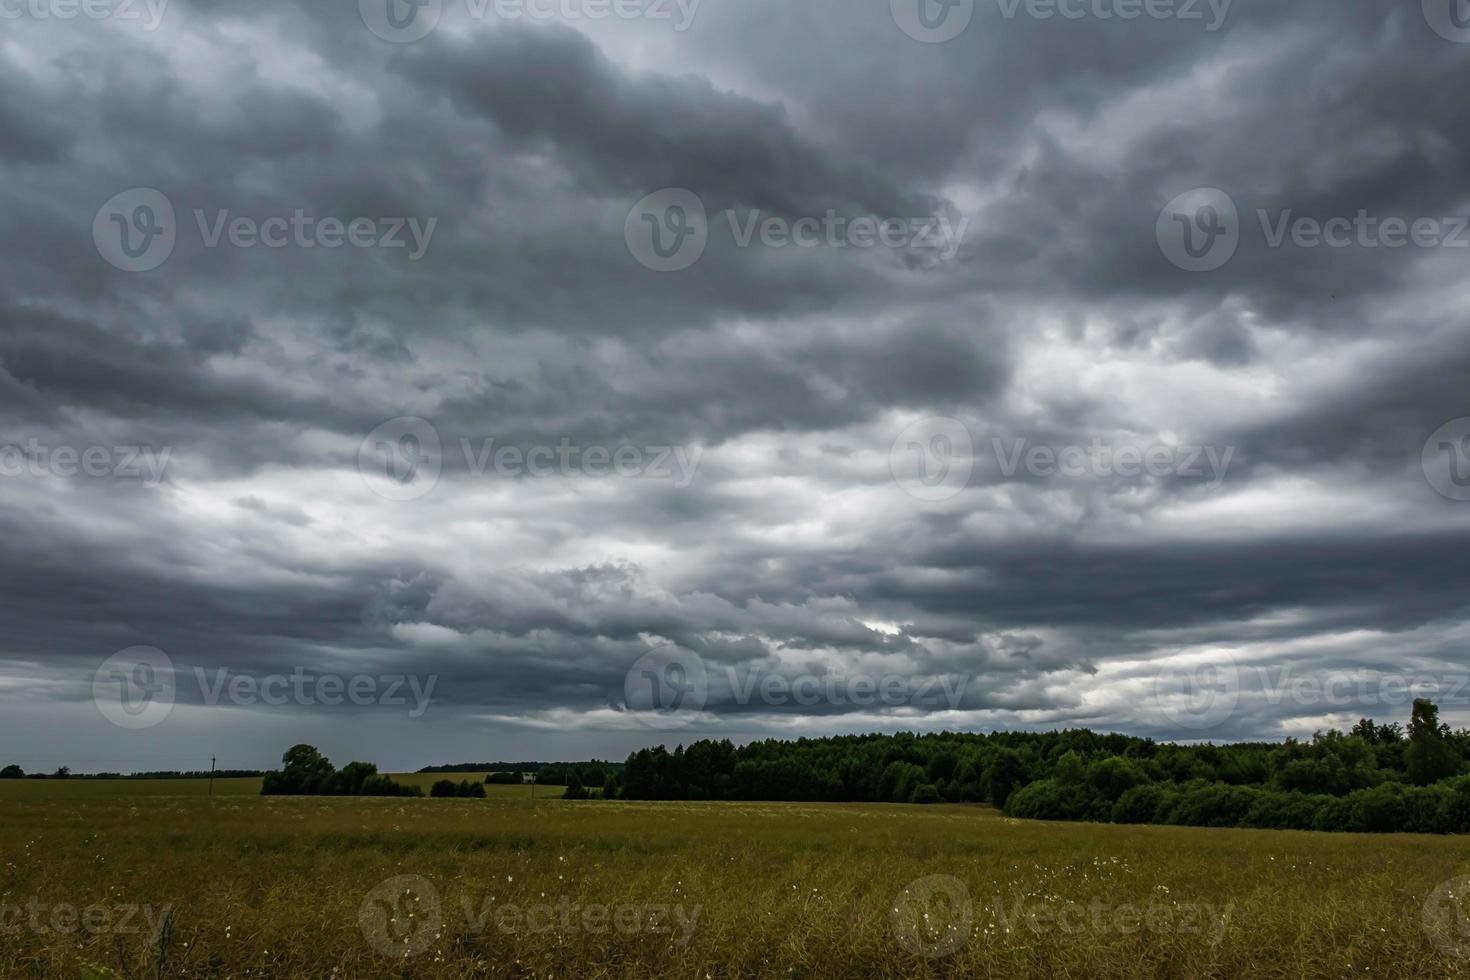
[260,745,422,797]
[0,766,265,780]
[614,699,1470,833]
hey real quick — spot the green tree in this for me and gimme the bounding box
[1405,699,1460,785]
[985,749,1026,808]
[0,765,22,778]
[262,744,336,795]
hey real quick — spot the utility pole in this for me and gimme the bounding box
[530,771,536,800]
[208,756,216,798]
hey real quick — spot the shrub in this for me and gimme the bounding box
[1112,784,1171,824]
[360,775,423,797]
[1087,757,1147,802]
[1005,779,1094,821]
[909,783,941,805]
[1241,791,1326,831]
[1163,782,1259,828]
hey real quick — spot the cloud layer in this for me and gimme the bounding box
[3,0,1469,770]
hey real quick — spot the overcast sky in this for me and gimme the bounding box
[3,0,1470,772]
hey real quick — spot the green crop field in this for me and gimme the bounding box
[4,782,1470,978]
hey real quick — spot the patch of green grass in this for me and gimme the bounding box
[2,791,1468,978]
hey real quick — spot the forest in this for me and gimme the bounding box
[618,699,1470,833]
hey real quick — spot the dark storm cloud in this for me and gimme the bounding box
[0,0,1468,769]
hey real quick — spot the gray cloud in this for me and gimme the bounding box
[1,1,1468,771]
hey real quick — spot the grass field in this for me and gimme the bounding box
[0,775,543,800]
[4,781,1470,978]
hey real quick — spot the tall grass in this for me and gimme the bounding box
[1,789,1468,977]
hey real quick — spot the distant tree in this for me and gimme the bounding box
[360,774,423,797]
[0,765,22,779]
[563,772,590,800]
[262,744,336,795]
[1406,699,1460,785]
[430,779,458,798]
[1351,718,1402,744]
[52,766,71,779]
[328,761,380,796]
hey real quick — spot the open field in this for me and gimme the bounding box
[0,775,544,800]
[4,785,1470,978]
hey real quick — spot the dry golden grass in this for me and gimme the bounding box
[2,784,1470,978]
